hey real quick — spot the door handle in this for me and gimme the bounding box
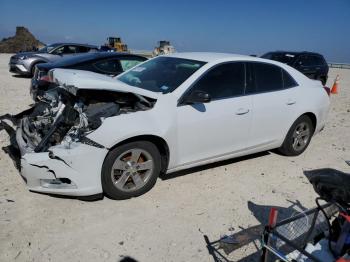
[286,99,296,105]
[235,108,249,115]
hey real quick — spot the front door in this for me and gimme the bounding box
[176,62,252,166]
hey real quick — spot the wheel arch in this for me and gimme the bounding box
[281,111,318,146]
[106,135,170,174]
[29,60,46,74]
[301,112,317,130]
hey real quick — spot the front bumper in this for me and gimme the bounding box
[17,126,108,196]
[30,78,50,101]
[9,61,30,75]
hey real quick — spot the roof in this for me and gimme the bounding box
[49,42,98,48]
[264,51,323,56]
[38,52,146,69]
[166,52,250,62]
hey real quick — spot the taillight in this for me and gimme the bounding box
[39,75,51,82]
[323,86,331,96]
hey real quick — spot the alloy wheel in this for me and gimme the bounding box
[292,122,311,151]
[111,148,154,192]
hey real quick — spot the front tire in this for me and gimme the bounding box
[30,62,43,77]
[279,115,315,156]
[102,141,161,200]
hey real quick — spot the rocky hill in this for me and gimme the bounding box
[0,26,45,53]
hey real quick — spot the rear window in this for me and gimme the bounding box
[262,53,295,65]
[119,57,147,71]
[311,56,325,66]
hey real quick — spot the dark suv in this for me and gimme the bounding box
[261,51,329,85]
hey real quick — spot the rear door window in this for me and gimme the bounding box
[93,59,122,74]
[282,69,298,88]
[250,62,284,93]
[76,46,90,53]
[189,62,245,100]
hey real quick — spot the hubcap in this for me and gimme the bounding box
[111,148,154,192]
[292,122,310,151]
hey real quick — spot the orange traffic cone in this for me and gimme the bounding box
[331,75,340,94]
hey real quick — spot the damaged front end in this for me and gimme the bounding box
[2,78,155,196]
[17,86,154,154]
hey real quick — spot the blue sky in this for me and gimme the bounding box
[1,0,349,62]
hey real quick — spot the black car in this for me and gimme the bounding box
[30,52,147,100]
[261,51,329,85]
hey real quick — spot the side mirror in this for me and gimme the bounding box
[182,90,211,104]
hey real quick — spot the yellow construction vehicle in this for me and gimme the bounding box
[106,37,128,52]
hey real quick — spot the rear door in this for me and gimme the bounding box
[246,62,298,149]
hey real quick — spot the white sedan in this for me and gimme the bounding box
[12,53,330,199]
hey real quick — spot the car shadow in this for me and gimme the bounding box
[160,151,270,181]
[12,74,32,78]
[203,199,307,261]
[119,257,138,262]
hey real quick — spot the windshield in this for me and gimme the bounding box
[38,43,62,53]
[262,52,295,65]
[118,57,206,93]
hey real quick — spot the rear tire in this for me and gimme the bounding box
[278,115,315,156]
[102,141,161,200]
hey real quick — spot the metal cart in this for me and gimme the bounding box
[261,202,339,262]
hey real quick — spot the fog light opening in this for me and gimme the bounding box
[40,178,77,189]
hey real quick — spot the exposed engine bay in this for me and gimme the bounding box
[15,86,155,154]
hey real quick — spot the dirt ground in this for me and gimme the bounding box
[0,53,349,262]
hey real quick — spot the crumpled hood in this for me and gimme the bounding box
[51,68,160,99]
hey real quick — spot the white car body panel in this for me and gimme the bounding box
[19,53,330,196]
[175,95,253,166]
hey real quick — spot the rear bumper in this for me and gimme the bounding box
[16,126,108,196]
[314,100,330,135]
